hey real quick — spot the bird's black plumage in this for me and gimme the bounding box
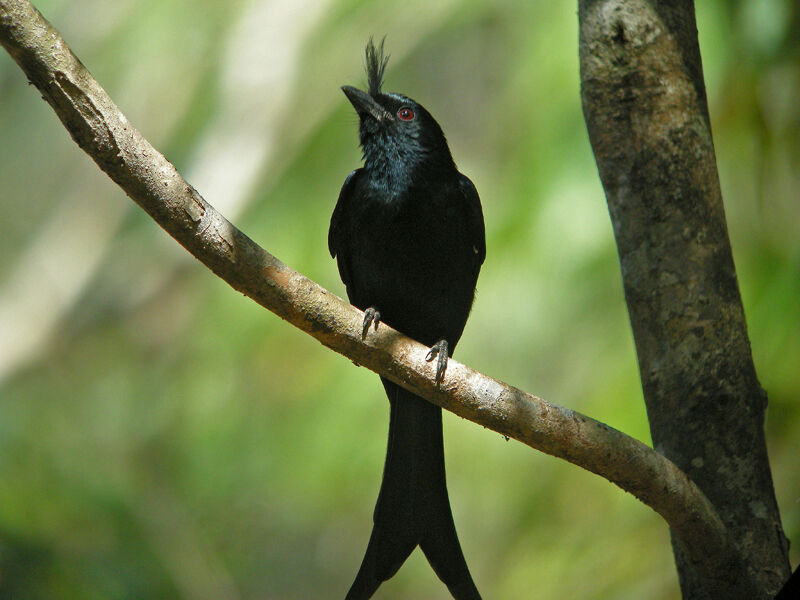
[329,39,485,599]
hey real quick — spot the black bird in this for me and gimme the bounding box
[329,39,485,599]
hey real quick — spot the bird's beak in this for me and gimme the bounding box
[341,85,393,123]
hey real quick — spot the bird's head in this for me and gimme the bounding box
[342,38,455,180]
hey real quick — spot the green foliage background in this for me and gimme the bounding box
[0,0,797,598]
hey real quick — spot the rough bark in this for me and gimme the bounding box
[578,1,790,598]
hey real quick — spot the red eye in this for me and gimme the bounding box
[397,107,415,121]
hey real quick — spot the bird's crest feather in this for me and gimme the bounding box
[365,36,389,96]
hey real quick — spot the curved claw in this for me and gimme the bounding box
[361,307,381,339]
[425,339,449,385]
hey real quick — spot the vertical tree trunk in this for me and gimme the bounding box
[578,1,790,598]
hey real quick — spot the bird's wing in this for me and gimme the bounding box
[328,169,362,291]
[458,173,486,275]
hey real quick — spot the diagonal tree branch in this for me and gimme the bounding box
[0,1,763,598]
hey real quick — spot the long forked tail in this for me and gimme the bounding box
[345,379,481,600]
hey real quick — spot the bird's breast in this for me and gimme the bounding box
[344,180,477,344]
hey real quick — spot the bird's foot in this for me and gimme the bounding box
[425,339,449,385]
[361,307,381,339]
